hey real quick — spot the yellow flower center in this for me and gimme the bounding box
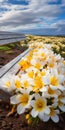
[35,99,46,112]
[15,80,21,88]
[18,60,31,71]
[33,49,38,52]
[41,71,46,76]
[40,52,46,61]
[28,71,34,78]
[35,63,41,69]
[33,76,44,92]
[48,87,56,95]
[26,55,32,61]
[50,76,59,86]
[58,101,63,106]
[63,60,65,65]
[20,94,29,106]
[23,81,29,88]
[29,51,33,56]
[50,108,56,116]
[58,94,65,102]
[5,81,11,88]
[49,63,54,68]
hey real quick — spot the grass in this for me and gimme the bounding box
[6,50,13,54]
[0,46,11,51]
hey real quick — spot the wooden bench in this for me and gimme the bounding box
[0,31,30,78]
[0,31,26,45]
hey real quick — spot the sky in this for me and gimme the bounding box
[0,0,65,35]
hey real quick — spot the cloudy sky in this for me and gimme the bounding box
[0,0,65,35]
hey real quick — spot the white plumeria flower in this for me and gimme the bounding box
[0,74,15,92]
[42,73,50,85]
[44,44,52,50]
[50,68,65,86]
[26,66,39,73]
[48,62,57,69]
[31,58,43,70]
[42,87,61,98]
[20,73,34,91]
[36,42,44,48]
[32,75,45,92]
[57,61,65,75]
[26,66,40,79]
[30,94,50,118]
[10,90,33,114]
[55,54,62,62]
[58,101,65,112]
[40,107,59,123]
[35,48,49,63]
[54,93,65,112]
[31,49,49,68]
[49,74,65,91]
[13,75,22,91]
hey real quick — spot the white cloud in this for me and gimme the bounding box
[0,0,65,35]
[0,0,8,2]
[0,0,4,2]
[62,0,65,4]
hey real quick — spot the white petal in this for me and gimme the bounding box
[42,114,50,122]
[55,110,60,114]
[30,100,35,107]
[35,93,40,99]
[42,91,50,98]
[51,69,58,76]
[38,112,43,120]
[31,109,38,117]
[42,76,50,85]
[50,85,57,90]
[44,107,50,114]
[58,85,65,91]
[10,95,20,104]
[51,115,59,123]
[40,86,47,92]
[38,112,50,121]
[17,104,25,114]
[60,98,65,103]
[58,75,65,83]
[59,105,65,112]
[52,102,58,107]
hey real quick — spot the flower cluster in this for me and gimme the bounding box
[0,43,65,123]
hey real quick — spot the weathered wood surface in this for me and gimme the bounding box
[0,32,26,45]
[0,38,26,45]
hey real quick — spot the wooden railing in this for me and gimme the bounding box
[0,31,30,78]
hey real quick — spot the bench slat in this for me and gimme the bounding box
[0,37,26,45]
[0,34,25,39]
[0,32,26,45]
[0,48,30,78]
[0,31,23,34]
